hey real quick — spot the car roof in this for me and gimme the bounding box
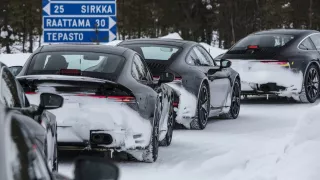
[119,38,197,47]
[253,29,319,36]
[36,44,132,56]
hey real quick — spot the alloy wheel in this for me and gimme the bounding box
[306,67,319,101]
[231,81,241,118]
[198,85,209,126]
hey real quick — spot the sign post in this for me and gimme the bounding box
[42,0,117,43]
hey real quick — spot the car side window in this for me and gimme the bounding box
[310,34,320,50]
[193,47,211,66]
[0,67,22,108]
[186,49,198,66]
[299,37,316,50]
[196,46,215,66]
[15,80,28,107]
[132,55,149,81]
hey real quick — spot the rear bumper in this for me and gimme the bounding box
[241,81,300,96]
[229,60,304,97]
[58,127,150,151]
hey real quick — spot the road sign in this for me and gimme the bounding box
[42,0,117,43]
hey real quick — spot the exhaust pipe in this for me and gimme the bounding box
[90,131,113,145]
[92,134,104,144]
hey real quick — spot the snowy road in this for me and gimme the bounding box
[58,97,316,180]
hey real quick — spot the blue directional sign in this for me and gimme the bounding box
[42,0,117,43]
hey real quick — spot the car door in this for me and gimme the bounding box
[6,113,52,180]
[193,46,231,108]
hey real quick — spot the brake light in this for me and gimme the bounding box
[174,77,182,81]
[107,96,135,102]
[25,91,37,94]
[60,69,81,75]
[260,60,290,67]
[247,45,259,49]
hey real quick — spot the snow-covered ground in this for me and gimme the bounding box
[58,97,319,180]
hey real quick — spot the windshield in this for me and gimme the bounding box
[26,52,125,80]
[122,44,180,61]
[232,34,295,49]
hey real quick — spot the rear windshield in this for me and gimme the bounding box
[26,52,125,80]
[122,44,181,61]
[231,34,295,49]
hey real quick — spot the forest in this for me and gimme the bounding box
[0,0,319,53]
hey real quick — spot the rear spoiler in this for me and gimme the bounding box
[16,75,135,97]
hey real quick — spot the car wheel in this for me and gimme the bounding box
[142,105,160,163]
[160,102,174,147]
[190,83,210,130]
[297,64,320,103]
[220,79,241,119]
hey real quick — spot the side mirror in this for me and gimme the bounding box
[38,93,64,113]
[74,156,119,180]
[9,66,23,76]
[220,59,232,68]
[158,72,175,84]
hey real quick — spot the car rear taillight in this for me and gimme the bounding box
[25,91,37,95]
[174,76,182,81]
[260,60,290,67]
[107,96,136,102]
[75,94,136,102]
[173,102,179,107]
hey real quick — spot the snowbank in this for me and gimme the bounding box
[199,42,227,59]
[232,103,320,180]
[159,33,183,40]
[0,53,31,67]
[272,104,320,180]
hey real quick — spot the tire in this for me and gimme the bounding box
[220,79,241,119]
[296,64,320,103]
[159,102,174,147]
[142,104,160,163]
[190,83,210,130]
[52,136,58,172]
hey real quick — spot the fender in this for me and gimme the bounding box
[196,78,210,99]
[303,60,320,79]
[231,74,241,90]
